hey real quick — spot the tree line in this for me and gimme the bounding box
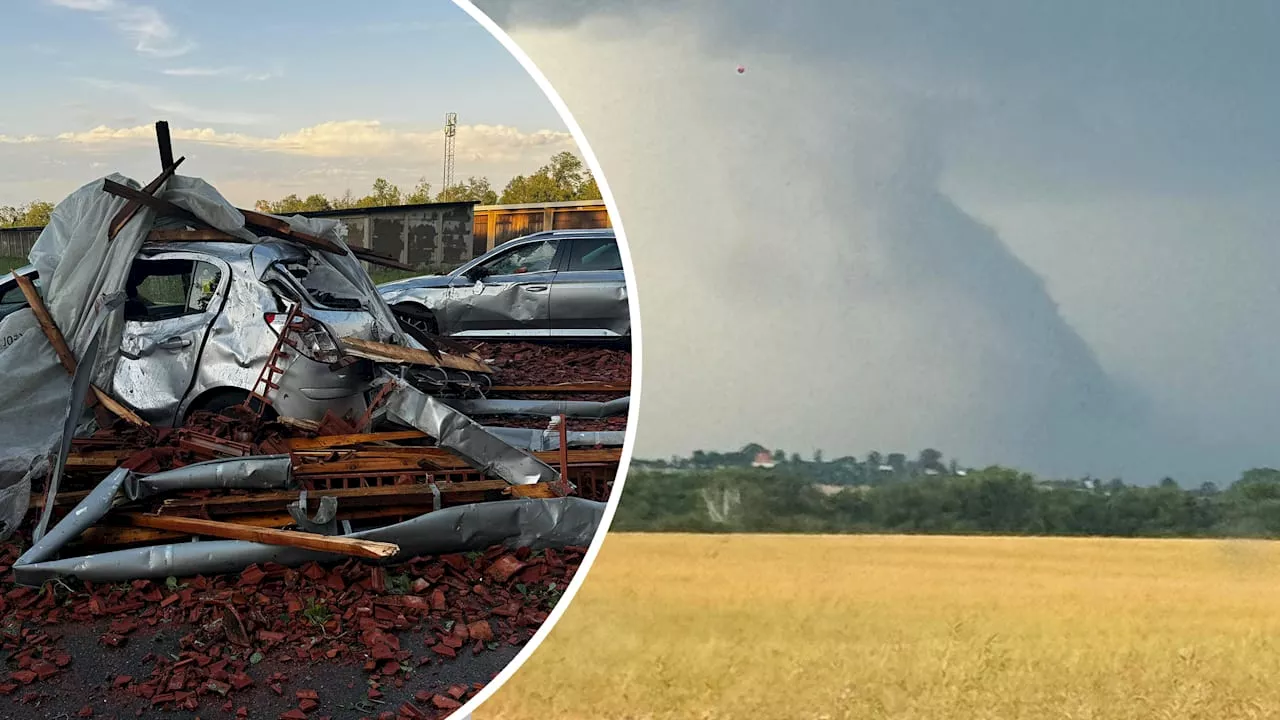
[617,445,1280,538]
[254,150,600,214]
[1,150,602,229]
[635,443,964,486]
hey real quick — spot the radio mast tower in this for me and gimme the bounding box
[442,112,457,192]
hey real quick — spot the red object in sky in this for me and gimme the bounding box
[736,65,746,74]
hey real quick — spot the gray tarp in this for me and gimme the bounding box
[0,174,406,541]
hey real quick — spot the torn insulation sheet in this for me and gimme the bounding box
[15,496,604,585]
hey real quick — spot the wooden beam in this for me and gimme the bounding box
[108,156,186,240]
[291,447,623,475]
[14,275,146,426]
[237,208,346,255]
[16,275,75,375]
[103,179,203,226]
[119,513,400,559]
[286,430,428,450]
[65,450,136,468]
[339,336,494,375]
[91,390,147,427]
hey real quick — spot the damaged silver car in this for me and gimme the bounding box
[378,228,629,340]
[0,240,387,425]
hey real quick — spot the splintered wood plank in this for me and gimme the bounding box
[237,207,345,255]
[339,336,494,374]
[286,430,428,450]
[65,450,136,468]
[120,513,400,559]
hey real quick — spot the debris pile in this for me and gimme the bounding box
[0,122,630,716]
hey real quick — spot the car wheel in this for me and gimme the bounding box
[392,303,439,337]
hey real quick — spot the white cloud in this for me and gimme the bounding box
[162,67,237,77]
[48,120,574,161]
[47,0,193,57]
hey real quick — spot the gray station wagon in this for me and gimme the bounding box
[377,229,629,340]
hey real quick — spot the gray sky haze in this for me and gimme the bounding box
[476,0,1280,483]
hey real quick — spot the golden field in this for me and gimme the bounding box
[478,533,1280,720]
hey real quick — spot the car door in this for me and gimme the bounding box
[112,254,229,424]
[443,238,563,336]
[548,236,629,337]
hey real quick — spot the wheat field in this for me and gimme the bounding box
[477,533,1280,720]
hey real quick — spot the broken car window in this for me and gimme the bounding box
[277,260,366,310]
[567,239,624,271]
[124,259,222,322]
[481,240,559,276]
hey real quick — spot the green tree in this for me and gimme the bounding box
[437,177,498,205]
[358,178,402,208]
[499,151,602,203]
[0,200,54,228]
[253,193,332,214]
[404,179,434,205]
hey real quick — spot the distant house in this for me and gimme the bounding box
[752,452,776,469]
[877,464,895,473]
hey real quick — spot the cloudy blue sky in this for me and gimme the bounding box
[477,0,1280,483]
[0,0,571,207]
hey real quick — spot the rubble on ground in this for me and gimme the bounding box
[0,540,585,718]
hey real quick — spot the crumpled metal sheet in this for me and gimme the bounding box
[445,397,630,418]
[13,455,295,584]
[14,497,604,585]
[482,426,626,451]
[384,379,558,486]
